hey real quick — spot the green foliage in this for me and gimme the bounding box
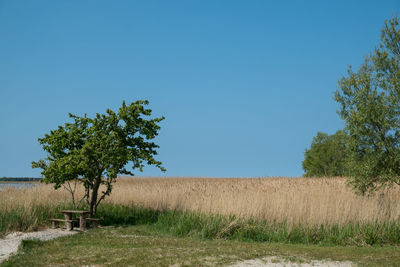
[0,202,74,237]
[334,16,400,194]
[32,100,165,214]
[96,203,161,225]
[151,210,400,246]
[2,201,400,246]
[302,130,349,177]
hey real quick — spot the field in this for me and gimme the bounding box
[2,177,400,265]
[2,177,400,266]
[4,225,400,266]
[2,177,400,226]
[1,177,400,244]
[107,177,400,225]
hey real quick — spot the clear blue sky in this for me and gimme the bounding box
[1,0,399,178]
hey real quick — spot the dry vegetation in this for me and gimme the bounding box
[2,177,400,226]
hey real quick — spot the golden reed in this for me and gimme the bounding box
[1,177,399,226]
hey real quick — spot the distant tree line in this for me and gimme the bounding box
[0,177,42,182]
[303,16,400,195]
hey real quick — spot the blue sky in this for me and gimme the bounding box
[0,0,399,178]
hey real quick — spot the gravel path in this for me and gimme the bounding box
[0,229,78,263]
[230,256,354,267]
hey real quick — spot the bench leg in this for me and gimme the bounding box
[64,213,73,231]
[80,214,87,231]
[51,221,57,229]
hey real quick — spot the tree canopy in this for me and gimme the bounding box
[334,16,400,194]
[302,130,349,177]
[32,100,165,214]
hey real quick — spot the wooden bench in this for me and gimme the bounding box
[49,218,75,231]
[86,218,102,228]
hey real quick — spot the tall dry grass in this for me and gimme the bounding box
[107,177,400,225]
[2,177,399,226]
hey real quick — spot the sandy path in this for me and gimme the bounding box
[230,256,354,267]
[0,229,78,263]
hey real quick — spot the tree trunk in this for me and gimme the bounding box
[89,177,101,216]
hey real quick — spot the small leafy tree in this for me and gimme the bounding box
[302,130,349,177]
[335,16,400,194]
[32,100,165,215]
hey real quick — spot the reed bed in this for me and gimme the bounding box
[2,177,399,227]
[107,177,400,226]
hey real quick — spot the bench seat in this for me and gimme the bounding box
[49,218,75,230]
[49,218,74,222]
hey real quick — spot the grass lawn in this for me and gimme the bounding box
[2,225,400,267]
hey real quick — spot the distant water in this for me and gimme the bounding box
[0,183,37,190]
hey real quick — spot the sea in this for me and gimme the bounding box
[0,182,37,190]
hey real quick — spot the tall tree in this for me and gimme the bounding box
[302,130,349,177]
[32,100,165,215]
[334,16,400,194]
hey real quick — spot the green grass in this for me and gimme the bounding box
[2,203,400,246]
[3,225,400,267]
[0,202,74,236]
[150,209,400,245]
[3,203,400,266]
